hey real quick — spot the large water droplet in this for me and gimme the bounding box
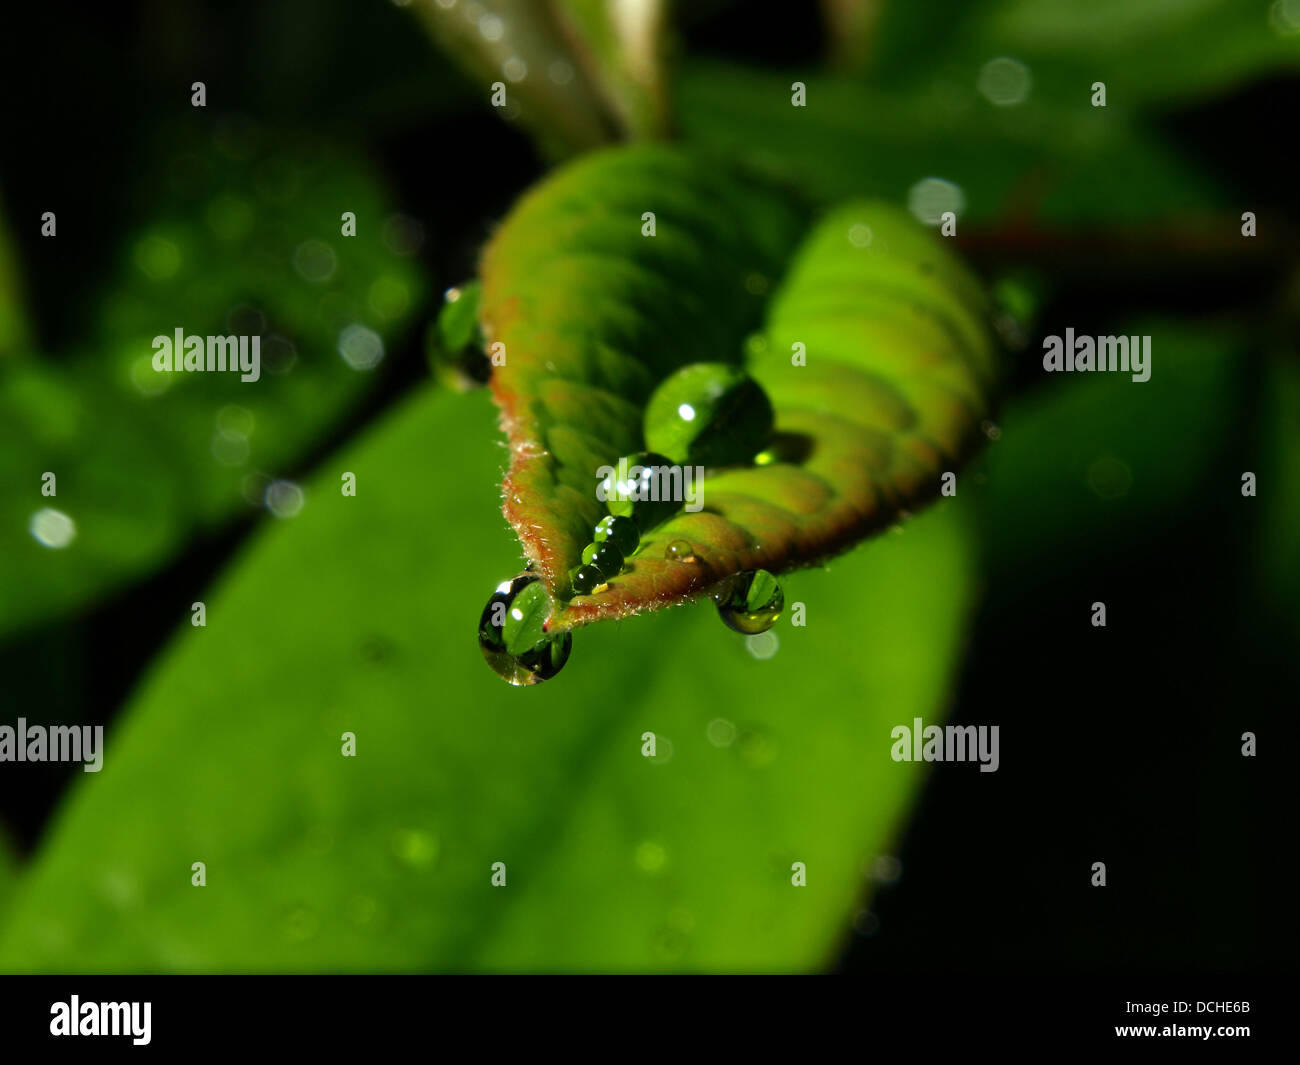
[713,569,784,634]
[594,514,639,556]
[665,540,697,563]
[643,362,773,468]
[478,573,572,685]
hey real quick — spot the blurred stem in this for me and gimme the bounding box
[820,0,885,75]
[961,216,1296,305]
[409,0,671,160]
[0,194,30,356]
[554,0,672,140]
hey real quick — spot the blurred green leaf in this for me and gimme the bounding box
[878,0,1300,107]
[677,60,1218,222]
[0,387,977,972]
[480,145,996,628]
[972,319,1249,576]
[1251,347,1300,642]
[0,131,426,639]
[0,826,16,912]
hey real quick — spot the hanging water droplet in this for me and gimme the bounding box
[664,540,697,563]
[712,569,784,634]
[478,573,572,685]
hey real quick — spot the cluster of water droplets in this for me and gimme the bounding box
[478,361,789,685]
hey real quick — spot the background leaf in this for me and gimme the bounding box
[0,130,426,639]
[0,387,977,972]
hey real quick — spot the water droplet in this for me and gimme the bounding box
[868,855,903,884]
[665,540,697,563]
[713,569,784,634]
[706,718,736,747]
[1087,454,1133,500]
[390,827,439,868]
[580,539,623,576]
[348,894,379,926]
[216,404,254,439]
[569,565,608,596]
[594,514,638,556]
[265,479,305,518]
[648,735,674,766]
[99,870,139,909]
[634,841,667,873]
[651,924,688,960]
[852,910,880,937]
[262,334,297,374]
[976,56,1032,106]
[292,239,337,283]
[338,324,385,371]
[643,362,773,468]
[282,907,320,941]
[133,234,182,281]
[907,177,966,226]
[29,508,76,549]
[478,573,572,685]
[848,223,873,247]
[502,56,527,82]
[981,419,1001,441]
[745,631,779,659]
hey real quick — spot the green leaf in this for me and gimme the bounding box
[973,319,1249,577]
[0,387,977,971]
[677,61,1218,223]
[479,145,997,627]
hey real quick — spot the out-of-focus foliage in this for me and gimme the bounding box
[0,130,426,638]
[974,319,1250,575]
[677,0,1299,219]
[0,389,976,971]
